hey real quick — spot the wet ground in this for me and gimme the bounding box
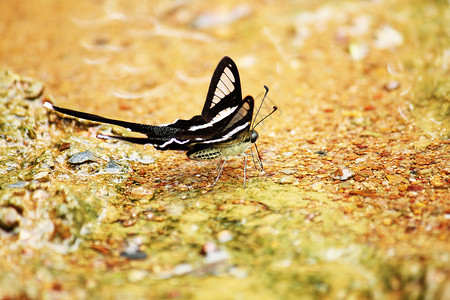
[0,0,449,299]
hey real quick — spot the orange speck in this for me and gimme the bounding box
[413,209,422,215]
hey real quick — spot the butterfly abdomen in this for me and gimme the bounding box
[187,148,223,160]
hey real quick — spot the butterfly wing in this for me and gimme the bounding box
[129,56,245,144]
[156,57,252,147]
[43,57,248,152]
[205,95,254,143]
[201,56,242,122]
[156,56,246,145]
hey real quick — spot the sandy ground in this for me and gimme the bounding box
[0,0,448,299]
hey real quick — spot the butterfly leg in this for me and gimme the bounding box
[213,158,227,186]
[215,158,223,172]
[250,147,264,173]
[243,154,249,188]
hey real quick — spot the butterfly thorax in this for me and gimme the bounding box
[187,130,258,161]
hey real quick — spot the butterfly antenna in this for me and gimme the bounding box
[253,105,277,129]
[249,86,277,174]
[251,85,277,130]
[251,85,269,129]
[250,106,276,174]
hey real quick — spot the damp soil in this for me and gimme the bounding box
[0,0,449,299]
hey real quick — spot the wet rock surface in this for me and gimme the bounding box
[68,150,96,164]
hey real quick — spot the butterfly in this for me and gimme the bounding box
[43,56,276,186]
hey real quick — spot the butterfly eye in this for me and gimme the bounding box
[250,130,259,143]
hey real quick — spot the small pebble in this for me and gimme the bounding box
[130,186,155,200]
[22,78,44,99]
[384,81,400,91]
[360,130,382,137]
[281,168,296,175]
[339,168,354,181]
[229,267,248,278]
[382,218,393,226]
[430,177,445,188]
[349,42,369,60]
[201,241,218,255]
[311,182,324,191]
[414,140,432,150]
[0,207,21,232]
[127,270,148,283]
[418,168,432,175]
[173,263,193,275]
[193,5,251,28]
[104,160,122,173]
[122,219,138,227]
[282,152,293,158]
[99,205,121,223]
[201,241,230,264]
[278,176,295,184]
[68,151,96,164]
[374,25,404,49]
[6,181,28,188]
[204,248,230,264]
[315,150,328,156]
[217,230,233,243]
[120,250,147,260]
[137,155,155,164]
[33,170,50,181]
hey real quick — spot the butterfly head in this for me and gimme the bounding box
[250,130,259,144]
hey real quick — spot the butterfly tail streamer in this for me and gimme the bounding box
[43,100,165,135]
[97,134,155,144]
[97,134,191,151]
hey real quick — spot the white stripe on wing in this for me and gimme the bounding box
[201,123,249,144]
[188,106,238,131]
[159,138,191,148]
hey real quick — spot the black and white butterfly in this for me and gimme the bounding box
[43,56,276,186]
